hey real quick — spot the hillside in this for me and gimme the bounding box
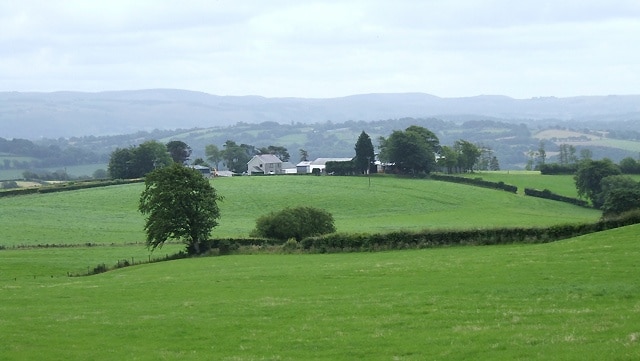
[2,224,639,359]
[2,90,640,139]
[0,176,601,247]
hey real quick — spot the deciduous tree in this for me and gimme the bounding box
[139,163,222,255]
[166,140,192,164]
[574,159,621,209]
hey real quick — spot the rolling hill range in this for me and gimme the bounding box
[2,89,640,139]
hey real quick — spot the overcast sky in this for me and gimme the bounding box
[2,0,639,99]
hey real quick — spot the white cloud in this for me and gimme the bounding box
[1,0,640,98]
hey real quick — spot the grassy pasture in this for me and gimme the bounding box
[1,225,639,360]
[0,175,601,247]
[458,171,580,197]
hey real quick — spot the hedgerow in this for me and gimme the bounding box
[524,188,590,207]
[429,174,518,193]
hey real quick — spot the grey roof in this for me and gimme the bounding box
[310,157,353,165]
[250,154,282,164]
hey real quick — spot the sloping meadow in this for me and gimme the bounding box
[0,175,601,247]
[1,224,639,360]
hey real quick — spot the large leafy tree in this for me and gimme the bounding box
[205,144,223,170]
[139,163,222,255]
[600,175,640,217]
[222,140,252,173]
[107,141,171,179]
[258,145,290,162]
[454,140,481,173]
[437,146,458,174]
[574,159,621,209]
[380,126,440,175]
[353,131,375,174]
[132,140,172,177]
[108,147,135,179]
[166,140,192,164]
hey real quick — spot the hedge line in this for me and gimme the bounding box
[429,174,518,193]
[524,188,590,207]
[0,179,144,198]
[295,211,640,253]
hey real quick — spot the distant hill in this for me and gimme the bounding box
[2,89,640,139]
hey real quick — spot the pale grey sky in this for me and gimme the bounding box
[1,0,639,98]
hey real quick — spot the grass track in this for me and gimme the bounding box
[1,225,639,360]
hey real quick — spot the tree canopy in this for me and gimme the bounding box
[222,140,253,173]
[108,140,172,179]
[166,140,192,164]
[600,175,640,217]
[574,159,621,209]
[379,126,440,175]
[139,163,222,255]
[353,131,375,174]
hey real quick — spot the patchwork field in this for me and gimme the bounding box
[1,174,637,360]
[1,175,601,247]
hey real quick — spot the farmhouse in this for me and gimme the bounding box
[188,164,212,177]
[247,154,283,175]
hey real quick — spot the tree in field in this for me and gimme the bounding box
[166,140,192,164]
[108,141,171,179]
[380,126,440,174]
[132,140,172,177]
[600,175,640,217]
[252,206,335,241]
[574,159,621,209]
[205,144,223,170]
[108,147,135,179]
[454,140,481,173]
[139,163,222,255]
[353,131,375,174]
[221,140,251,173]
[437,146,458,173]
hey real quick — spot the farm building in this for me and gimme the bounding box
[247,154,283,175]
[309,158,353,174]
[188,165,212,177]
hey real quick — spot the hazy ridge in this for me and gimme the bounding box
[2,89,639,139]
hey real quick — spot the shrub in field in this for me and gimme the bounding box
[252,206,336,241]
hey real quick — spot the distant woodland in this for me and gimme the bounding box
[1,116,639,177]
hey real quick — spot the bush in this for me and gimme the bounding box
[252,206,336,241]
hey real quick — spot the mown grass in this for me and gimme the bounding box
[1,225,639,360]
[0,175,602,246]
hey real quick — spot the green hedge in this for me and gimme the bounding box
[524,188,590,207]
[295,210,640,253]
[430,174,518,193]
[0,179,144,197]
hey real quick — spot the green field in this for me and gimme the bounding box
[0,175,601,247]
[2,174,637,360]
[459,171,580,197]
[1,225,639,360]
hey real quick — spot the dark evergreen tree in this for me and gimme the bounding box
[353,131,375,174]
